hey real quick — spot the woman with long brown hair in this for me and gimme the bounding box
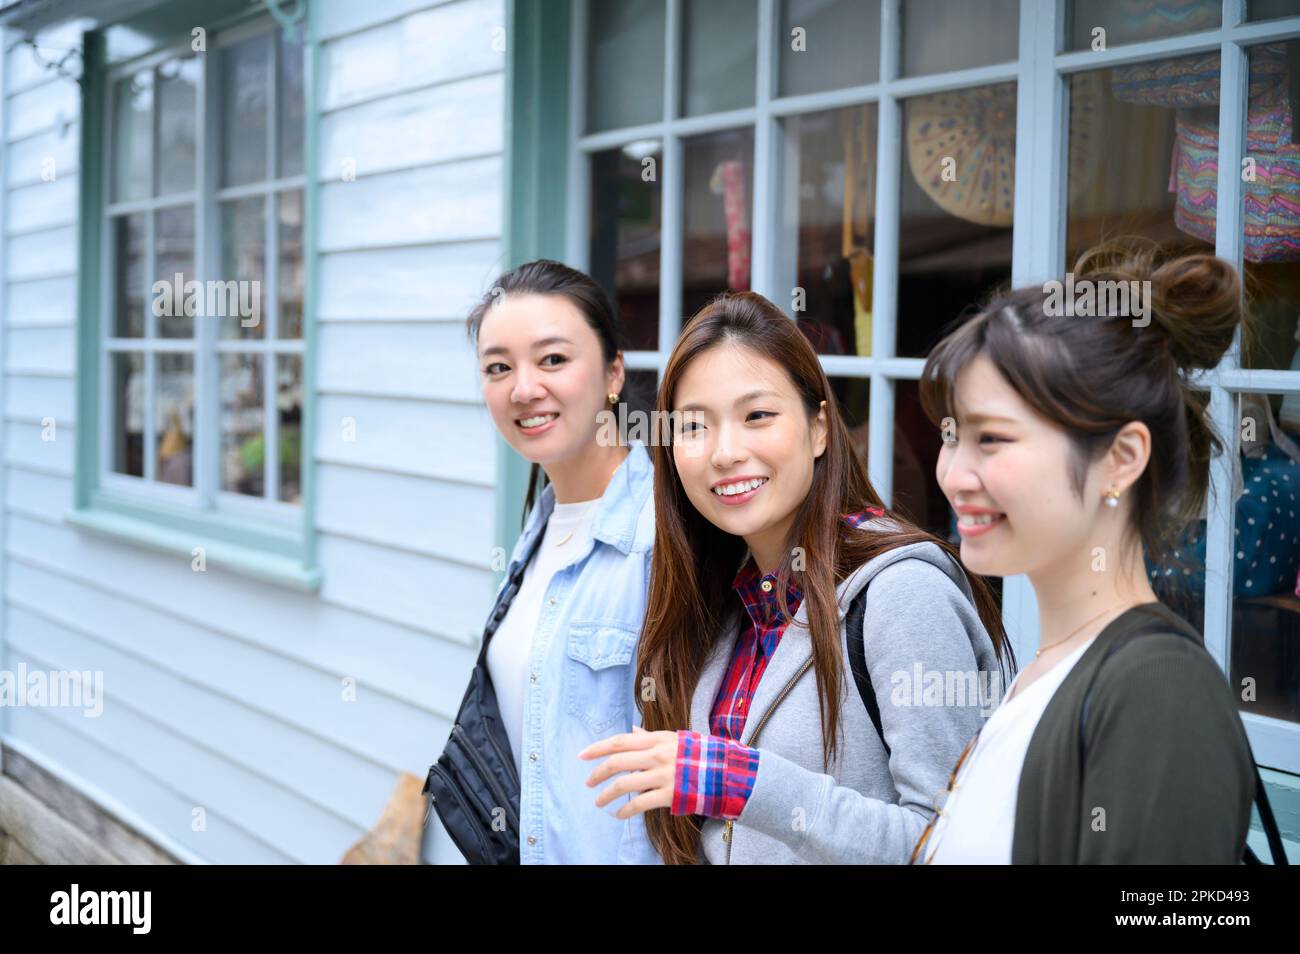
[580,291,1013,864]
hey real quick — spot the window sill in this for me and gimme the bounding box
[66,503,321,592]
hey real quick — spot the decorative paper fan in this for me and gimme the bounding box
[906,75,1104,228]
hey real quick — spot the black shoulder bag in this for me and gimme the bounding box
[422,529,543,864]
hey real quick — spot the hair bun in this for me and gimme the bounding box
[1148,253,1241,371]
[1071,238,1242,372]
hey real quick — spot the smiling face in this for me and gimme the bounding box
[935,353,1113,578]
[670,342,827,571]
[476,292,623,466]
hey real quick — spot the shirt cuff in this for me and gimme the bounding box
[671,729,760,820]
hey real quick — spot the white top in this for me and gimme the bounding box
[923,636,1097,864]
[486,496,602,766]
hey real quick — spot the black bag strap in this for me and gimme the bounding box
[846,585,889,757]
[476,526,547,665]
[1078,622,1289,866]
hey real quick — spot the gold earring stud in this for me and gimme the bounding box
[608,392,619,406]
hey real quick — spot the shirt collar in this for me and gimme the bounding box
[731,507,884,626]
[516,440,654,564]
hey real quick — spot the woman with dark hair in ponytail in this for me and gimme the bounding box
[432,259,659,864]
[580,291,1012,864]
[912,239,1257,864]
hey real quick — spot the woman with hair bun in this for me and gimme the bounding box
[912,238,1256,864]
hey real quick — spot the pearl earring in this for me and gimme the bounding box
[1103,486,1121,508]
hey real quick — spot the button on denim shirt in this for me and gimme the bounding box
[498,440,660,864]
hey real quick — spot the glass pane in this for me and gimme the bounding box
[278,28,305,177]
[220,197,267,339]
[1066,0,1219,51]
[156,55,198,195]
[778,104,877,357]
[901,0,1018,77]
[683,127,755,319]
[587,0,665,133]
[111,352,144,477]
[778,0,880,98]
[624,368,659,417]
[277,355,303,503]
[681,0,756,117]
[221,353,265,497]
[589,141,662,351]
[156,352,194,487]
[827,374,871,474]
[113,213,146,338]
[898,83,1015,357]
[156,206,195,338]
[894,379,951,536]
[1228,390,1300,726]
[112,70,152,202]
[278,190,304,338]
[1065,61,1216,269]
[1241,43,1300,373]
[222,32,270,187]
[1249,0,1300,20]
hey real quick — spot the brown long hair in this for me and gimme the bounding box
[638,292,1012,865]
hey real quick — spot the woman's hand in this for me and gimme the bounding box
[578,726,679,819]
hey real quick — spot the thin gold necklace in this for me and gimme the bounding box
[554,450,627,546]
[1035,601,1137,658]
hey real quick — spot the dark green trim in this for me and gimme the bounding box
[496,0,573,565]
[73,28,105,513]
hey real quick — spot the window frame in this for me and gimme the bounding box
[511,0,1300,775]
[72,3,320,590]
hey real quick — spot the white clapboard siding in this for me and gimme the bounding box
[7,77,79,141]
[315,463,495,561]
[317,239,502,321]
[5,373,75,423]
[6,326,75,375]
[6,274,78,325]
[6,125,79,188]
[317,532,496,641]
[320,73,504,178]
[0,0,507,865]
[5,712,294,864]
[320,0,504,107]
[5,515,479,714]
[8,176,77,233]
[317,321,482,402]
[315,392,496,484]
[319,157,501,251]
[7,224,77,279]
[5,420,73,474]
[5,607,404,830]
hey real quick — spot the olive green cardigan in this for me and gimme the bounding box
[1012,602,1255,864]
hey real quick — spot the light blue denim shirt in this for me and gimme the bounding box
[497,439,660,864]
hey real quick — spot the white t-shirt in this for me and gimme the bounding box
[923,636,1097,864]
[486,496,601,766]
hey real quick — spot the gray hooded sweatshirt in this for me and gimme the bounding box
[691,534,1003,864]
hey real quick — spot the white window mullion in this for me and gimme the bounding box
[198,41,221,507]
[750,0,777,303]
[566,0,590,270]
[1202,1,1249,670]
[659,0,683,351]
[869,0,902,506]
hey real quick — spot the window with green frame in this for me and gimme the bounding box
[71,0,319,589]
[504,0,1300,798]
